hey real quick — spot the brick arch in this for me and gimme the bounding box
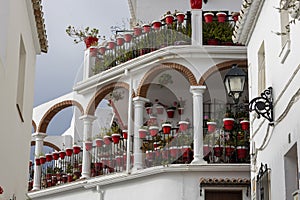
[31,141,61,151]
[32,120,37,133]
[137,62,197,97]
[37,100,84,133]
[86,82,135,115]
[198,60,247,85]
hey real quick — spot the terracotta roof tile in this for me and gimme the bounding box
[199,177,250,186]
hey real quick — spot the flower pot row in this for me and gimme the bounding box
[145,106,184,117]
[212,145,248,159]
[206,119,250,132]
[204,12,239,23]
[145,145,191,160]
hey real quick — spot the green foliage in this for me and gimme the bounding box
[66,25,100,44]
[203,21,234,43]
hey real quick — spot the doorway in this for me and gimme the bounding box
[205,190,243,200]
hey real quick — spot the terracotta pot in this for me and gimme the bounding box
[216,12,227,22]
[156,105,164,114]
[213,145,223,157]
[176,13,185,23]
[149,126,159,137]
[122,130,128,139]
[190,0,202,9]
[45,154,53,162]
[85,141,93,151]
[107,41,116,50]
[152,20,162,30]
[232,13,240,22]
[142,24,151,33]
[67,174,73,182]
[73,145,81,154]
[59,151,66,159]
[89,47,98,57]
[178,107,184,115]
[223,118,235,131]
[179,121,189,131]
[124,33,132,42]
[139,129,148,139]
[62,175,68,183]
[236,146,247,159]
[35,158,41,166]
[162,123,172,134]
[181,146,190,159]
[95,139,104,147]
[240,120,250,130]
[39,156,46,164]
[204,12,214,23]
[165,15,174,25]
[207,122,217,132]
[98,46,106,55]
[133,26,142,36]
[167,109,175,118]
[103,136,112,145]
[225,146,235,156]
[116,37,125,46]
[66,148,73,156]
[84,36,98,48]
[111,134,121,144]
[52,152,59,160]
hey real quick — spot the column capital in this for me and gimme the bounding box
[133,96,150,103]
[32,132,47,139]
[79,115,97,122]
[190,85,206,94]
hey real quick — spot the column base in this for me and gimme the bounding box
[31,186,40,191]
[80,173,90,179]
[191,157,207,165]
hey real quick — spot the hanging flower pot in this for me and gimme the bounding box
[116,36,125,46]
[45,154,53,162]
[152,20,162,30]
[170,146,179,158]
[236,146,247,159]
[98,46,106,55]
[156,105,164,114]
[223,118,235,131]
[207,121,217,132]
[178,121,189,132]
[204,12,214,23]
[190,0,202,9]
[52,152,59,160]
[95,138,104,147]
[73,145,81,154]
[142,24,151,33]
[216,12,227,23]
[66,148,73,156]
[145,107,153,114]
[107,41,116,50]
[178,107,184,115]
[165,14,174,25]
[85,141,93,151]
[84,36,98,48]
[139,128,148,139]
[167,109,175,118]
[112,134,121,144]
[213,145,223,157]
[35,158,41,166]
[225,145,235,156]
[124,33,133,42]
[59,151,66,159]
[240,120,250,130]
[203,144,211,156]
[122,130,128,139]
[39,156,46,164]
[103,136,112,145]
[149,126,159,137]
[176,12,185,23]
[133,26,142,36]
[162,123,172,134]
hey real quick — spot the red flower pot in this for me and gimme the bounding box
[116,37,125,46]
[66,148,73,156]
[84,36,98,48]
[107,41,116,50]
[216,12,227,23]
[240,120,250,130]
[204,12,214,23]
[165,15,174,25]
[145,107,153,114]
[232,13,240,22]
[156,105,164,114]
[35,158,41,166]
[178,107,184,115]
[122,130,128,139]
[52,152,59,160]
[59,151,66,159]
[190,0,202,9]
[89,47,98,57]
[104,136,112,145]
[85,142,93,151]
[98,46,106,55]
[207,122,217,132]
[179,121,189,131]
[142,24,151,33]
[139,129,148,139]
[225,146,235,156]
[67,174,73,182]
[73,145,81,154]
[236,146,247,159]
[213,145,223,157]
[167,109,175,118]
[181,146,190,159]
[152,20,162,30]
[133,26,142,36]
[149,126,159,137]
[112,134,121,144]
[203,144,210,156]
[162,123,172,134]
[170,146,179,157]
[223,118,235,131]
[207,39,219,45]
[176,13,185,23]
[39,156,46,164]
[95,139,104,147]
[124,33,132,42]
[46,154,53,162]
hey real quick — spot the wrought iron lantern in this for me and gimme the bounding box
[224,64,247,104]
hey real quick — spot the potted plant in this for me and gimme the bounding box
[190,0,203,9]
[133,25,142,36]
[66,25,100,48]
[85,140,93,151]
[207,119,217,132]
[59,151,66,159]
[236,139,248,159]
[52,152,59,160]
[111,133,121,144]
[142,24,151,33]
[149,125,159,137]
[162,122,172,134]
[152,20,162,30]
[204,12,214,23]
[139,126,148,139]
[73,144,81,154]
[176,12,185,24]
[231,12,240,22]
[124,33,133,42]
[122,129,128,139]
[216,12,227,22]
[178,120,189,132]
[45,154,53,162]
[223,109,235,131]
[240,119,250,130]
[167,101,177,118]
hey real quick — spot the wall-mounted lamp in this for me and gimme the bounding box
[224,64,247,104]
[249,87,274,125]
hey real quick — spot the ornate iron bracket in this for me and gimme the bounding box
[249,87,274,125]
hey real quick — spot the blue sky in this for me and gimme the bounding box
[34,0,130,135]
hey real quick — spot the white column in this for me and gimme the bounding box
[132,96,149,170]
[32,132,47,191]
[79,115,97,178]
[126,70,133,173]
[191,9,203,46]
[83,48,96,80]
[190,86,206,164]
